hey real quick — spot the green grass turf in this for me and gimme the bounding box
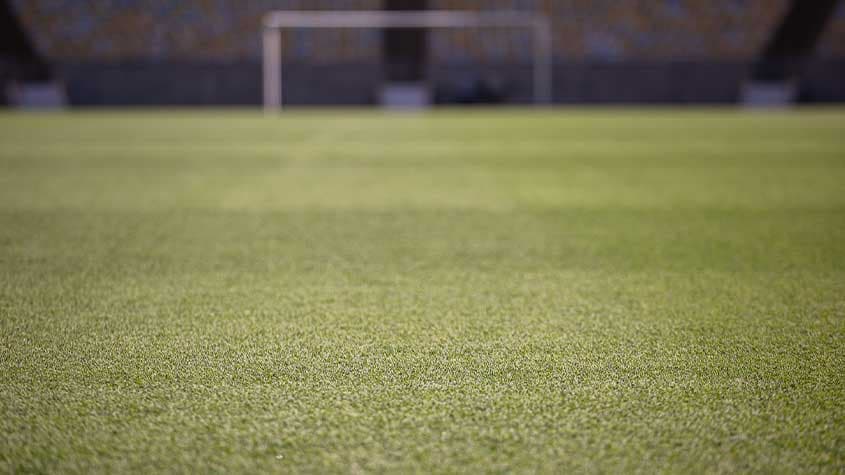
[1,108,844,473]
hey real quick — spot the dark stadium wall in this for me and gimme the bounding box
[56,61,382,106]
[0,0,51,103]
[54,59,845,106]
[753,0,841,81]
[0,0,50,80]
[383,0,428,83]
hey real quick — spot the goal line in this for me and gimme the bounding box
[262,10,553,110]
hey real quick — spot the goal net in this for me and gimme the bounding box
[262,10,553,110]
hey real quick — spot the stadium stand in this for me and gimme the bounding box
[12,0,845,61]
[7,0,845,105]
[10,1,382,62]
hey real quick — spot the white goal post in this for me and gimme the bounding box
[262,11,553,110]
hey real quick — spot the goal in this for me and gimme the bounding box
[262,10,553,110]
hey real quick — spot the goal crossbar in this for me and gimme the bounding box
[262,11,553,110]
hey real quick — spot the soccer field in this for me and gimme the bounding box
[1,109,843,473]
